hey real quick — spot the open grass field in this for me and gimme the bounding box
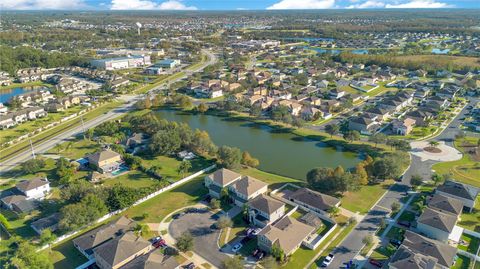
[432,137,480,187]
[394,55,480,68]
[0,81,51,91]
[341,180,393,214]
[458,197,480,232]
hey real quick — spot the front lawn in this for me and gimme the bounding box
[398,211,416,222]
[341,180,393,214]
[458,233,480,254]
[385,226,405,241]
[458,199,480,232]
[452,255,471,269]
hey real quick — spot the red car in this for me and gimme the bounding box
[369,259,383,267]
[153,239,166,248]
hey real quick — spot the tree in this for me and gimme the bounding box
[106,184,141,211]
[428,141,440,148]
[144,97,152,109]
[216,216,233,229]
[369,133,387,148]
[410,175,423,190]
[328,206,340,217]
[217,146,242,169]
[325,124,340,138]
[177,160,192,177]
[222,256,244,269]
[307,167,358,195]
[241,151,260,168]
[85,128,95,140]
[431,173,444,186]
[343,130,360,142]
[133,223,151,237]
[197,103,208,113]
[21,158,46,174]
[354,163,369,185]
[379,218,386,229]
[149,130,182,156]
[362,235,374,245]
[271,244,285,262]
[40,229,57,247]
[391,201,401,213]
[190,129,217,157]
[59,194,108,232]
[209,198,220,210]
[9,241,53,269]
[175,232,194,252]
[56,157,75,184]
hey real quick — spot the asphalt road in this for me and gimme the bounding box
[0,49,217,175]
[325,97,477,269]
[169,211,228,268]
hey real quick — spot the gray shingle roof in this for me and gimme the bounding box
[427,194,463,216]
[417,208,457,233]
[287,188,340,212]
[248,194,284,215]
[437,180,479,201]
[93,232,151,268]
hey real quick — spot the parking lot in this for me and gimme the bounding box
[169,209,229,268]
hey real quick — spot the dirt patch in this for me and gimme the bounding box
[424,147,442,153]
[460,143,480,162]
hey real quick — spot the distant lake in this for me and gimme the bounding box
[0,86,46,104]
[431,48,450,54]
[306,47,369,55]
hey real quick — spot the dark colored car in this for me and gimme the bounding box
[184,262,195,269]
[398,220,411,228]
[390,239,402,247]
[369,259,383,268]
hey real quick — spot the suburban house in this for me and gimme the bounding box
[436,181,479,213]
[16,177,50,200]
[31,213,61,235]
[391,118,416,135]
[257,216,316,256]
[416,207,459,243]
[120,250,179,269]
[248,194,285,227]
[0,115,16,129]
[73,216,136,258]
[93,231,153,269]
[329,89,346,99]
[86,149,123,174]
[389,231,457,269]
[348,115,380,135]
[204,168,242,199]
[125,132,149,151]
[286,188,340,216]
[427,194,464,216]
[228,176,268,206]
[406,109,434,127]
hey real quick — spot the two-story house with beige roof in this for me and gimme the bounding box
[228,175,268,207]
[204,168,242,199]
[258,216,316,256]
[87,149,123,174]
[248,194,285,227]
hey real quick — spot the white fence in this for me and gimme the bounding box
[458,229,480,262]
[37,164,216,252]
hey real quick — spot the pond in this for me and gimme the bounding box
[0,86,46,104]
[431,48,450,54]
[155,110,361,180]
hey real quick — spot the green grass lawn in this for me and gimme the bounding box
[385,226,405,241]
[398,211,416,222]
[432,137,480,187]
[458,233,480,254]
[341,180,393,214]
[452,255,471,269]
[227,213,248,243]
[102,170,158,189]
[236,167,303,190]
[47,139,100,160]
[459,198,480,232]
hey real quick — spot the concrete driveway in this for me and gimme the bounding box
[169,211,228,268]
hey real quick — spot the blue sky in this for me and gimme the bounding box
[1,0,479,10]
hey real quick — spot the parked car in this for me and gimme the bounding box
[232,243,242,253]
[256,251,264,260]
[184,262,195,269]
[252,249,259,257]
[369,259,383,268]
[252,228,262,236]
[398,220,411,228]
[321,254,335,267]
[153,239,166,248]
[390,239,402,247]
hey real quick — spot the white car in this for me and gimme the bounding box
[232,243,242,253]
[321,254,334,267]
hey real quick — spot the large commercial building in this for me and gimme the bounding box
[90,55,151,70]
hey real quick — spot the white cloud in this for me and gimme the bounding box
[347,0,385,8]
[385,0,452,8]
[267,0,335,9]
[110,0,197,10]
[1,0,86,9]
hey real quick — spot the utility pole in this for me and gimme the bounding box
[29,138,36,159]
